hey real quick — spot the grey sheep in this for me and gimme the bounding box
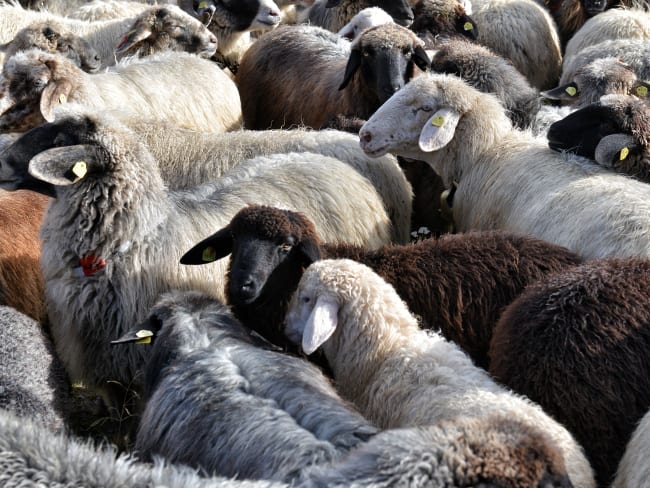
[115,290,377,482]
[236,23,430,130]
[0,407,286,488]
[612,407,650,488]
[0,106,393,412]
[0,305,69,432]
[300,0,414,32]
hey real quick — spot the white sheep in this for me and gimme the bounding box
[1,106,393,411]
[0,49,242,134]
[612,408,650,488]
[359,73,650,260]
[284,259,595,487]
[67,0,160,21]
[337,7,394,40]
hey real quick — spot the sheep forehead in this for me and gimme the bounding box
[231,206,296,241]
[578,58,635,80]
[357,23,422,49]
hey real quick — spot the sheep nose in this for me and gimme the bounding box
[209,34,218,45]
[267,7,281,18]
[239,280,257,299]
[360,130,373,144]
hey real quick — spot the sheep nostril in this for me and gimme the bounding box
[360,131,372,144]
[209,35,218,44]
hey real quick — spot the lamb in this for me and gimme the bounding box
[0,49,242,134]
[358,73,650,260]
[0,407,286,488]
[469,0,562,90]
[236,23,430,130]
[429,36,540,129]
[284,259,595,487]
[0,305,69,432]
[337,6,394,39]
[0,118,412,244]
[612,408,650,488]
[547,94,650,182]
[488,257,650,486]
[0,190,49,323]
[410,0,478,45]
[300,414,574,487]
[299,0,415,32]
[0,106,393,412]
[0,21,101,73]
[181,205,582,368]
[114,290,377,482]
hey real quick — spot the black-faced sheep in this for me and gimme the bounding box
[181,205,582,369]
[547,94,650,183]
[0,21,101,73]
[0,407,286,488]
[359,73,650,260]
[0,49,242,134]
[301,0,415,32]
[544,0,612,47]
[0,106,393,413]
[300,414,574,487]
[284,259,595,487]
[114,290,376,482]
[235,23,430,130]
[0,305,69,432]
[489,257,650,486]
[410,0,478,44]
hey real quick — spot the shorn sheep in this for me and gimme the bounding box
[612,408,650,488]
[300,414,574,487]
[113,290,377,482]
[284,259,595,487]
[0,407,286,488]
[359,73,650,260]
[489,257,650,486]
[0,21,101,72]
[0,49,242,134]
[181,205,582,368]
[236,23,430,130]
[547,94,650,183]
[0,305,69,432]
[300,0,415,32]
[0,106,393,412]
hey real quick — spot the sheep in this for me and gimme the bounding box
[337,6,394,40]
[358,73,650,260]
[194,0,282,70]
[0,118,412,244]
[236,23,430,130]
[469,0,562,90]
[0,407,287,488]
[488,257,650,486]
[429,36,540,129]
[547,94,650,182]
[299,0,415,32]
[284,259,595,487]
[612,408,650,488]
[409,0,479,45]
[181,205,582,369]
[0,305,69,432]
[0,21,101,73]
[67,0,165,21]
[563,8,650,66]
[542,57,650,109]
[113,290,377,482]
[300,414,574,487]
[276,0,317,25]
[543,0,612,47]
[0,190,49,323]
[0,49,242,134]
[0,106,393,412]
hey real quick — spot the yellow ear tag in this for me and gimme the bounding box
[431,115,445,127]
[636,86,648,97]
[463,21,473,30]
[135,336,152,345]
[72,161,87,179]
[136,329,154,338]
[565,86,577,96]
[59,94,67,104]
[620,147,630,160]
[202,246,217,262]
[198,1,209,8]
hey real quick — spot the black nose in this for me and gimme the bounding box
[238,279,257,300]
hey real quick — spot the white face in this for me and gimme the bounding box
[251,0,282,30]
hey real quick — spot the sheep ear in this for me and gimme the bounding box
[456,14,478,39]
[339,49,362,91]
[28,144,97,186]
[39,80,72,123]
[180,226,233,265]
[413,45,431,72]
[419,108,461,152]
[302,295,339,355]
[540,82,579,101]
[594,133,637,168]
[115,26,153,54]
[111,315,162,345]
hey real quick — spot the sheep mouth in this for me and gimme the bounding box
[360,143,390,158]
[254,18,281,28]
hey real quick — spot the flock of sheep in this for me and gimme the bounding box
[1,0,650,486]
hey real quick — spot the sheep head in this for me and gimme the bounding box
[340,23,430,105]
[411,0,478,40]
[198,0,281,33]
[114,6,218,59]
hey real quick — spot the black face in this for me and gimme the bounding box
[0,117,94,196]
[547,104,622,158]
[582,0,607,16]
[201,0,262,31]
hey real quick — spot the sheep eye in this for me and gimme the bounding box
[403,50,412,59]
[279,243,292,253]
[421,105,433,112]
[302,296,311,304]
[33,79,47,87]
[362,50,370,57]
